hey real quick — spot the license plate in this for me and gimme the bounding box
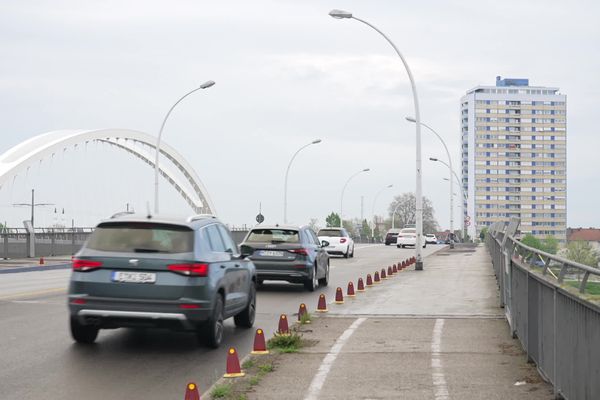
[111,271,156,284]
[258,250,284,257]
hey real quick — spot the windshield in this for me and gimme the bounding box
[400,229,416,235]
[317,229,343,237]
[246,229,299,243]
[86,222,194,253]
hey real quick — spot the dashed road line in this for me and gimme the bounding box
[431,318,449,400]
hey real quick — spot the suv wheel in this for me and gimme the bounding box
[318,261,329,287]
[304,266,318,292]
[234,283,256,328]
[70,316,99,344]
[200,295,224,348]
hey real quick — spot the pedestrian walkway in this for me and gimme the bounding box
[242,246,553,399]
[0,255,70,273]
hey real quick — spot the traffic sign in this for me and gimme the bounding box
[256,213,265,224]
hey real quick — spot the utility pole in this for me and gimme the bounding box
[360,196,364,221]
[13,189,54,229]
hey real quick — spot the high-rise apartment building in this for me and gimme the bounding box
[461,76,567,240]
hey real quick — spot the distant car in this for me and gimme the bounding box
[385,229,402,246]
[240,225,329,291]
[68,214,257,348]
[396,228,427,248]
[425,234,437,244]
[317,228,355,258]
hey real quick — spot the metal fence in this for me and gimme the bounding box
[1,228,94,258]
[487,218,600,400]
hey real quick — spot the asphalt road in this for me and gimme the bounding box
[0,244,444,399]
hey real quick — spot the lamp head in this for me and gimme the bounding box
[429,157,438,162]
[362,168,370,172]
[329,9,353,19]
[387,184,393,188]
[405,116,417,123]
[312,139,322,144]
[200,80,215,89]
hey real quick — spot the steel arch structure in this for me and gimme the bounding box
[0,129,216,214]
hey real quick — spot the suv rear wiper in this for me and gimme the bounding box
[270,240,286,244]
[133,248,161,253]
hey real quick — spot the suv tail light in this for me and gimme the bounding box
[289,248,309,256]
[72,259,103,272]
[340,238,347,243]
[168,263,209,277]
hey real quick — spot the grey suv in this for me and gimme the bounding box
[68,214,256,348]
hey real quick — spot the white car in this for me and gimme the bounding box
[317,228,355,258]
[396,228,427,248]
[425,234,437,244]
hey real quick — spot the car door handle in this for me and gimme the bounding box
[235,264,241,268]
[220,265,226,269]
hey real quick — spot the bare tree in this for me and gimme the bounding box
[388,192,439,234]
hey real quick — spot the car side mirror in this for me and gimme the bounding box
[321,240,329,247]
[240,245,253,258]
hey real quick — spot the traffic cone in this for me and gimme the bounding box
[357,277,366,292]
[335,287,344,304]
[251,328,269,354]
[347,281,356,297]
[387,266,394,276]
[223,347,245,378]
[401,260,406,270]
[374,271,381,283]
[316,293,328,312]
[366,274,373,287]
[412,256,416,265]
[298,303,310,324]
[277,314,290,336]
[184,382,200,400]
[392,264,398,274]
[381,268,387,280]
[39,257,44,265]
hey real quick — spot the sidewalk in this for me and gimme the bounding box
[0,255,71,273]
[223,246,553,399]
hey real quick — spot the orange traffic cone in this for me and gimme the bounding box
[347,281,356,297]
[412,256,416,265]
[387,266,394,276]
[39,257,44,265]
[374,271,381,283]
[401,260,406,270]
[298,303,310,323]
[366,274,373,287]
[316,293,328,312]
[392,264,398,274]
[184,382,200,400]
[357,277,366,292]
[335,287,344,304]
[277,314,290,336]
[223,347,245,378]
[381,268,387,280]
[251,328,269,354]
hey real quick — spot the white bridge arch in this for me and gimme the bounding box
[0,129,216,215]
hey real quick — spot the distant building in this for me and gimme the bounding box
[567,228,600,251]
[461,76,567,241]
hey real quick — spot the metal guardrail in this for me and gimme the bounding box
[486,218,600,400]
[1,228,94,258]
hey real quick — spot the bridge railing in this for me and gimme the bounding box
[486,218,600,400]
[1,228,94,259]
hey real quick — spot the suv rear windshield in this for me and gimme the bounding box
[86,222,194,253]
[317,229,343,237]
[246,229,299,243]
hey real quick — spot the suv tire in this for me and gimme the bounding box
[201,295,224,348]
[318,261,329,287]
[70,317,99,344]
[304,267,318,292]
[234,283,256,328]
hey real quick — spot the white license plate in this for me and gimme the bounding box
[259,250,284,257]
[111,271,156,284]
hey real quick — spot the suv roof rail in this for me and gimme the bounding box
[186,214,217,223]
[110,211,135,219]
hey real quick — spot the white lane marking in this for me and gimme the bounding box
[304,317,366,400]
[431,318,449,400]
[353,244,381,250]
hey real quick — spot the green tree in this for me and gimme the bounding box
[521,234,543,251]
[479,227,488,241]
[342,220,356,237]
[325,212,340,228]
[566,241,599,268]
[541,236,559,255]
[387,193,439,234]
[360,219,370,239]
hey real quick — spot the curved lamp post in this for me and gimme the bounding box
[340,168,370,228]
[371,184,393,240]
[408,117,454,248]
[329,9,424,270]
[391,201,402,229]
[284,139,322,223]
[154,80,215,214]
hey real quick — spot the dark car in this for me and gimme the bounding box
[384,229,401,245]
[240,225,329,291]
[68,214,256,348]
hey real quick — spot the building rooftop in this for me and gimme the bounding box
[567,228,600,242]
[496,76,529,87]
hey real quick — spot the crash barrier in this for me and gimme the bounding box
[0,227,93,258]
[487,218,600,400]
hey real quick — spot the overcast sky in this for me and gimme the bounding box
[0,0,598,230]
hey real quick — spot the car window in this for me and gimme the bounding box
[205,224,227,252]
[245,229,299,243]
[306,229,320,246]
[217,224,238,254]
[317,229,342,237]
[86,222,194,253]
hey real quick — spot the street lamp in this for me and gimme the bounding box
[13,189,54,229]
[371,184,393,241]
[431,157,467,242]
[408,117,454,248]
[154,80,215,214]
[391,201,402,229]
[330,9,425,270]
[284,139,322,223]
[340,168,370,228]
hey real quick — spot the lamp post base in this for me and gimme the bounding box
[415,261,423,271]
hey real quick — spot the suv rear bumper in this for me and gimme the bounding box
[253,263,312,283]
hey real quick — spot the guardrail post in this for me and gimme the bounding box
[3,233,7,260]
[51,229,55,256]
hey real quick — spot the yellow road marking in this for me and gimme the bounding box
[0,287,66,300]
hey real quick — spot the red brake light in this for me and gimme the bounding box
[168,263,209,277]
[289,248,309,256]
[179,304,201,309]
[340,238,347,243]
[71,298,86,305]
[72,259,103,272]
